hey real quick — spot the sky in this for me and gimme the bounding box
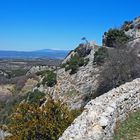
[0,0,140,51]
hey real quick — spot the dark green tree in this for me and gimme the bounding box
[42,70,57,87]
[103,29,130,47]
[93,47,108,65]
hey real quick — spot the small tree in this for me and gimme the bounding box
[93,47,108,65]
[26,90,46,105]
[103,29,130,47]
[65,54,89,74]
[81,37,88,44]
[42,70,57,87]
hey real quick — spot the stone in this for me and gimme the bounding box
[59,78,140,140]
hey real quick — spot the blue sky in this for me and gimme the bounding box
[0,0,140,51]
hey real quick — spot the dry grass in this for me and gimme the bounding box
[113,110,140,140]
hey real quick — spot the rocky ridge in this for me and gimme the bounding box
[59,78,140,140]
[36,42,101,109]
[36,39,140,109]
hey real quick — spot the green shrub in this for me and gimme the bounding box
[26,90,46,105]
[0,89,46,124]
[6,99,82,140]
[64,54,89,74]
[42,70,57,87]
[130,24,134,29]
[78,57,85,66]
[6,69,28,79]
[84,58,90,66]
[0,95,27,124]
[60,63,67,68]
[96,45,140,97]
[64,55,79,74]
[36,70,51,77]
[93,47,108,65]
[103,28,130,47]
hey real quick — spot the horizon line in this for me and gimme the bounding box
[0,48,70,52]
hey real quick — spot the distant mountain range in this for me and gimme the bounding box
[0,49,70,59]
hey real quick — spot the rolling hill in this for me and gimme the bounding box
[0,49,69,59]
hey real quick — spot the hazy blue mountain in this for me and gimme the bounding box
[0,49,70,59]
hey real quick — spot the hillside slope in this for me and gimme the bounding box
[36,42,101,109]
[59,78,140,140]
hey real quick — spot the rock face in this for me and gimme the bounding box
[53,64,100,109]
[0,129,11,140]
[37,42,101,109]
[36,37,140,109]
[27,66,56,75]
[59,78,140,140]
[20,78,38,94]
[125,16,140,38]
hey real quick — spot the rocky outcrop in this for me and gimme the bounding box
[59,78,140,140]
[125,16,140,38]
[35,37,140,109]
[27,66,56,75]
[36,43,101,109]
[52,63,101,109]
[0,129,11,140]
[20,78,38,94]
[0,84,14,101]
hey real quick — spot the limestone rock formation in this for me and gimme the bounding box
[36,37,140,109]
[27,66,56,75]
[36,42,101,109]
[124,16,140,38]
[59,78,140,140]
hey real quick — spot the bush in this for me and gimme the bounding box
[93,47,108,65]
[0,89,45,124]
[62,43,90,75]
[6,69,28,79]
[130,24,134,29]
[36,70,50,77]
[103,28,130,47]
[26,90,46,105]
[60,63,67,68]
[42,70,57,87]
[5,99,82,140]
[95,45,140,96]
[64,54,89,75]
[0,94,27,124]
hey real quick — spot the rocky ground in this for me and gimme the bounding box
[0,85,14,101]
[59,78,140,140]
[35,43,102,109]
